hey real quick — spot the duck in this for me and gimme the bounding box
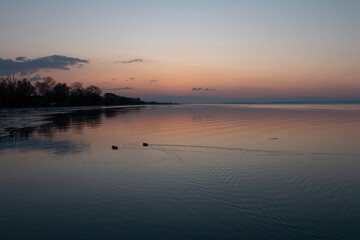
[112,145,118,150]
[143,143,148,147]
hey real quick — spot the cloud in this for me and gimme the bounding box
[192,87,216,91]
[15,57,27,61]
[149,79,157,83]
[269,137,279,140]
[113,87,133,90]
[115,59,144,64]
[125,77,135,82]
[28,74,42,82]
[192,87,202,91]
[0,55,89,76]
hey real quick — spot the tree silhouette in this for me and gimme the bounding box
[35,76,56,105]
[53,83,70,106]
[35,77,56,96]
[0,74,155,108]
[85,86,102,105]
[16,79,35,106]
[69,82,85,105]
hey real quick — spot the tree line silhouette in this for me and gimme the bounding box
[0,73,149,108]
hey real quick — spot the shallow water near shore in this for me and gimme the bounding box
[1,104,360,239]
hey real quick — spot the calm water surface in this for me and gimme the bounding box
[1,104,360,239]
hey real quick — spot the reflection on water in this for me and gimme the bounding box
[0,107,143,155]
[1,104,360,239]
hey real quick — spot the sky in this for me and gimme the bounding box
[0,0,360,103]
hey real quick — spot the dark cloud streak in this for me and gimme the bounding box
[192,87,216,91]
[113,87,133,90]
[192,87,202,91]
[115,59,144,64]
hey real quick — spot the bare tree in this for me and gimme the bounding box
[85,85,102,96]
[70,82,84,96]
[35,76,56,96]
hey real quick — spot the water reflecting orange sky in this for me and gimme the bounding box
[2,104,360,155]
[76,104,360,154]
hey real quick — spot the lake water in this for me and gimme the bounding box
[1,104,360,239]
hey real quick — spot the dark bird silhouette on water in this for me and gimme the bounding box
[112,145,118,150]
[143,143,148,147]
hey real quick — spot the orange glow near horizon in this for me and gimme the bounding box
[36,59,360,101]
